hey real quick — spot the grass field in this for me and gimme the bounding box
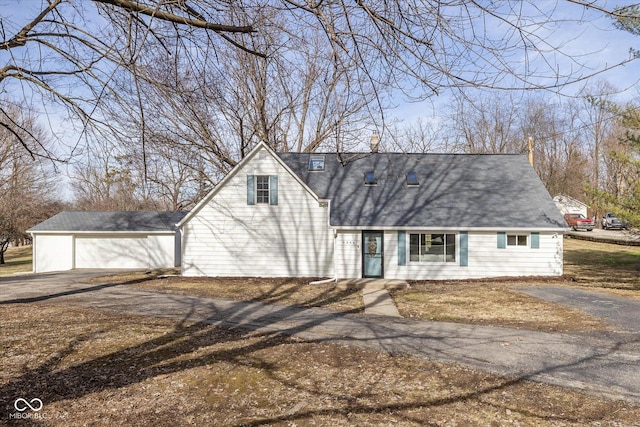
[2,238,640,425]
[0,245,32,277]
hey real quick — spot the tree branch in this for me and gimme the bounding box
[93,0,255,33]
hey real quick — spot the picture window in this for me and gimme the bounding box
[409,233,456,263]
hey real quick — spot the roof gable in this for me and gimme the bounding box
[177,141,321,227]
[278,152,566,229]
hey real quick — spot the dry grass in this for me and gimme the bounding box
[563,237,640,293]
[390,238,640,331]
[2,303,639,426]
[100,274,365,314]
[391,281,609,332]
[0,245,32,277]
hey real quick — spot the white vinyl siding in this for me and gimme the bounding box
[182,147,333,277]
[334,230,563,280]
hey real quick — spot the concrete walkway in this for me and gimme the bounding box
[362,288,402,317]
[2,272,640,404]
[338,278,408,317]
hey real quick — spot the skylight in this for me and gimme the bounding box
[406,172,419,186]
[364,171,377,185]
[308,155,325,171]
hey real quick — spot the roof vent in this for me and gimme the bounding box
[406,172,419,186]
[364,171,377,185]
[370,132,379,153]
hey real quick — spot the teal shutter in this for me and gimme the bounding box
[247,175,255,205]
[459,231,468,267]
[397,231,406,265]
[497,232,506,249]
[269,175,278,205]
[531,232,540,249]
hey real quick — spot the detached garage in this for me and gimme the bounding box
[28,211,187,273]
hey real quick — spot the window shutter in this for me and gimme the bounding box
[247,175,255,205]
[459,231,468,267]
[497,232,506,249]
[269,175,278,205]
[397,231,406,266]
[531,232,540,249]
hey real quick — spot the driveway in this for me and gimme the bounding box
[2,271,640,404]
[518,286,640,334]
[566,228,640,245]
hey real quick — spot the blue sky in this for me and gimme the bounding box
[391,1,640,124]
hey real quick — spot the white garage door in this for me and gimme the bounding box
[75,236,149,269]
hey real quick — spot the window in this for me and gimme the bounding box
[364,171,377,185]
[406,172,419,186]
[255,175,270,204]
[507,234,528,247]
[309,155,325,171]
[409,233,456,262]
[247,175,278,205]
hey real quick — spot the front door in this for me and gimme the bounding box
[362,231,383,278]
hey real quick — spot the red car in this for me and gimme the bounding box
[564,213,594,231]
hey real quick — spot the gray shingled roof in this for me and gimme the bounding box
[28,211,188,233]
[278,152,566,229]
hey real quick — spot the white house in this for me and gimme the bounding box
[28,211,186,273]
[179,142,567,280]
[553,194,590,218]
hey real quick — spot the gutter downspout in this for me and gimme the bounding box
[310,202,338,285]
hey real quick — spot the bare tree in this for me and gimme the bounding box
[0,105,60,264]
[448,91,524,154]
[2,1,639,159]
[444,90,593,198]
[520,97,591,199]
[71,137,157,211]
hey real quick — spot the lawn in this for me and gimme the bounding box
[0,245,32,277]
[2,303,639,426]
[390,237,640,332]
[563,237,640,291]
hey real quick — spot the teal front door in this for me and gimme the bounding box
[362,231,383,278]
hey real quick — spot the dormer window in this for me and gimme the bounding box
[309,155,325,171]
[406,172,419,186]
[364,171,377,185]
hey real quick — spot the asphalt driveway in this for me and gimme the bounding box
[518,286,640,334]
[2,271,640,404]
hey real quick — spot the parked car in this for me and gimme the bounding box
[564,213,594,231]
[601,213,626,230]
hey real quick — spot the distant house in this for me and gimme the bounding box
[553,195,590,218]
[28,211,186,273]
[179,142,566,280]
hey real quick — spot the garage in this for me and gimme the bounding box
[28,211,187,273]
